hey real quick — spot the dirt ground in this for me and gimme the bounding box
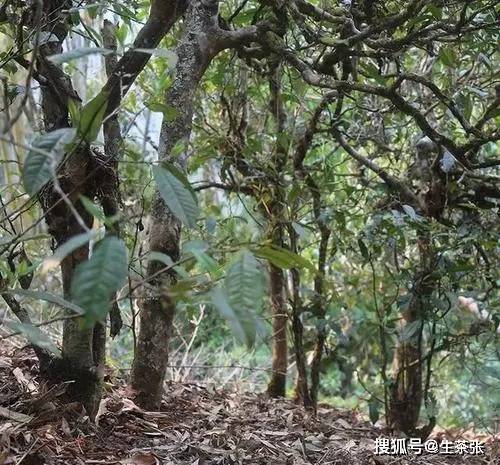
[0,340,498,465]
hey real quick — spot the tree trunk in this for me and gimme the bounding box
[388,235,436,434]
[31,0,183,417]
[308,181,331,410]
[34,0,102,416]
[265,62,289,398]
[130,0,220,409]
[389,311,423,434]
[130,0,265,408]
[267,262,288,397]
[289,266,313,408]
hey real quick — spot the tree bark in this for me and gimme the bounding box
[27,0,184,417]
[308,221,330,409]
[265,62,289,398]
[101,19,123,337]
[289,265,313,408]
[267,262,288,397]
[35,0,102,416]
[130,0,221,409]
[130,0,266,408]
[388,234,436,435]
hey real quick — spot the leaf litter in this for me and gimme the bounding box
[0,340,498,465]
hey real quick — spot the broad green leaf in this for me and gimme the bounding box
[361,62,387,85]
[68,97,81,125]
[150,251,189,279]
[427,4,442,19]
[71,236,127,323]
[149,251,175,267]
[7,322,61,356]
[439,47,456,67]
[457,93,472,121]
[358,238,370,261]
[148,251,189,278]
[211,286,251,345]
[145,101,180,121]
[23,128,76,196]
[152,163,199,228]
[5,289,85,315]
[191,250,220,277]
[80,195,106,222]
[48,47,112,64]
[397,294,413,313]
[42,230,99,272]
[253,245,315,272]
[222,250,265,347]
[78,91,110,143]
[116,22,128,45]
[183,239,209,253]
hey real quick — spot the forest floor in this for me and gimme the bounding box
[0,340,498,465]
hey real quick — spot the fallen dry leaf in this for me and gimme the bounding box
[0,406,32,424]
[119,452,159,465]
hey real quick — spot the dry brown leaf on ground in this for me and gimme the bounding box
[0,342,498,465]
[119,452,160,465]
[0,406,32,424]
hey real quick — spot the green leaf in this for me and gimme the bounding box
[221,250,265,347]
[145,101,180,122]
[5,289,85,315]
[71,236,127,323]
[427,4,442,19]
[42,230,99,272]
[397,294,413,313]
[253,245,315,272]
[80,195,106,222]
[134,48,178,67]
[358,238,370,261]
[78,91,110,143]
[439,47,457,67]
[192,250,220,277]
[68,97,81,125]
[149,251,175,268]
[7,322,61,356]
[48,47,112,64]
[211,287,256,347]
[23,128,76,196]
[361,62,387,85]
[457,93,472,121]
[152,163,199,228]
[368,398,380,425]
[116,23,128,45]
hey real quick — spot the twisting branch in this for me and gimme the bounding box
[102,0,188,118]
[331,126,422,208]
